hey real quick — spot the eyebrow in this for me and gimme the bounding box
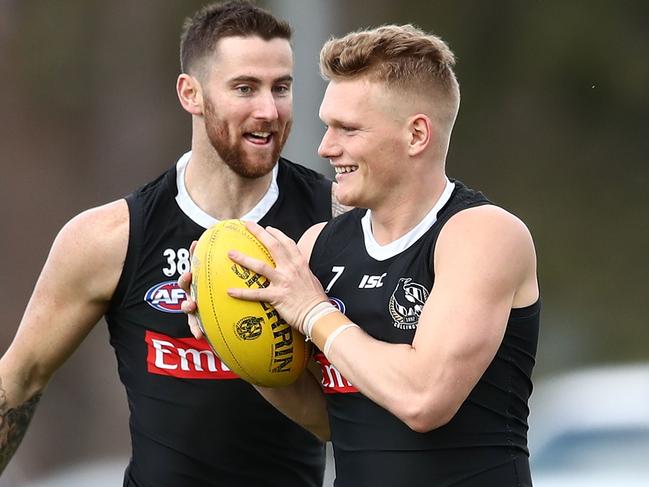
[229,75,294,84]
[323,118,348,128]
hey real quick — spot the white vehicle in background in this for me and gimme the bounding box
[528,362,649,486]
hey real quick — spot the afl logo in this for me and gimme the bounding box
[328,297,346,314]
[388,278,429,330]
[144,281,187,313]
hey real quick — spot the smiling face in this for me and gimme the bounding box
[318,78,410,209]
[201,36,293,178]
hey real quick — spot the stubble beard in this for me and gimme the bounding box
[203,96,291,179]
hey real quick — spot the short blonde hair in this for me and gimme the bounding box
[320,24,460,125]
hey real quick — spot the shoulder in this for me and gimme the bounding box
[56,199,129,266]
[442,204,533,242]
[63,199,129,241]
[52,200,129,299]
[320,207,365,236]
[436,205,536,281]
[126,166,175,205]
[297,222,328,261]
[308,208,365,263]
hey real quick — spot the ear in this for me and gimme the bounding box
[177,73,204,116]
[407,114,432,157]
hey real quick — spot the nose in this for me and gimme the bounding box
[318,127,341,159]
[253,91,279,121]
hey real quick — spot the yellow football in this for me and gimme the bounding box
[190,219,310,387]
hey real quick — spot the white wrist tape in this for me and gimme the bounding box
[302,301,337,338]
[323,323,360,356]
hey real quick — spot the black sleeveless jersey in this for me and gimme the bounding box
[105,154,331,487]
[310,179,540,487]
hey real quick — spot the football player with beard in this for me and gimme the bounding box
[0,2,340,486]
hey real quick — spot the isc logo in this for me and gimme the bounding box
[358,273,387,289]
[144,281,187,313]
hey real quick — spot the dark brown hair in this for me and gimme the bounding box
[180,1,292,76]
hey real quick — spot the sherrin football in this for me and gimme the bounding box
[190,219,310,387]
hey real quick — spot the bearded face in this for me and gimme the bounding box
[203,92,292,179]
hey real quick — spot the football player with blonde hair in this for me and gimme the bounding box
[215,23,540,486]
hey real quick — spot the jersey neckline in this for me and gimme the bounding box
[174,151,280,229]
[360,178,455,261]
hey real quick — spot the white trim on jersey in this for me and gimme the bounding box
[174,151,280,229]
[361,178,455,261]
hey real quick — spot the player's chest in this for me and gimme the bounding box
[315,252,433,343]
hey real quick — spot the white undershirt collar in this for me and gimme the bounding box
[174,151,279,229]
[361,178,455,261]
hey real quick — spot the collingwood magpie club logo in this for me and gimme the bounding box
[388,278,429,330]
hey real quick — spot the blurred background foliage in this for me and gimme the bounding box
[0,0,647,484]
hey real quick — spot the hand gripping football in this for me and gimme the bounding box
[191,219,310,387]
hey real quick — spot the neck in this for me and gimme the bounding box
[369,171,448,246]
[184,134,275,220]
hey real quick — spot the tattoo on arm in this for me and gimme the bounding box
[0,379,42,473]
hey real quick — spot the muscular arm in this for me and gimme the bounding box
[232,208,538,434]
[254,359,330,441]
[322,205,539,432]
[0,200,128,472]
[0,381,40,472]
